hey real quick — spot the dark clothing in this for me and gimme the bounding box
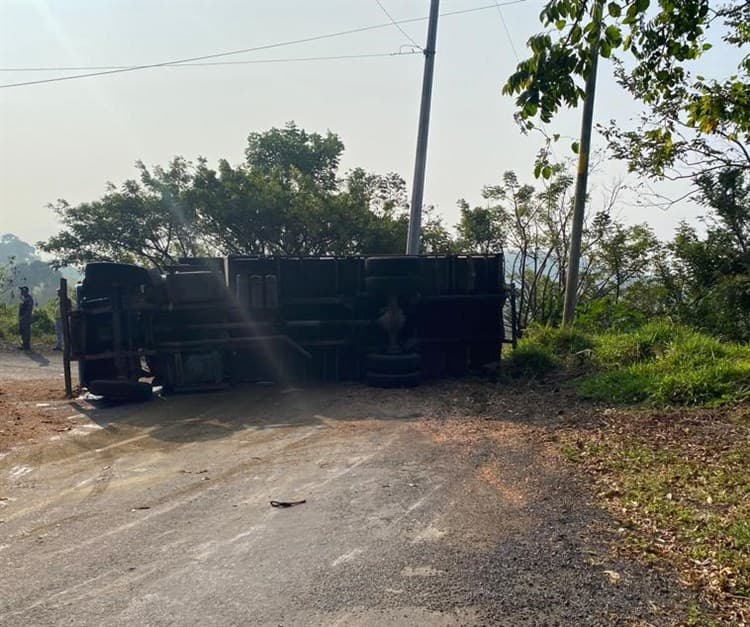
[18,292,33,349]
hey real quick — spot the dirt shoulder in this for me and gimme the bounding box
[0,349,81,452]
[556,403,750,624]
[0,379,85,452]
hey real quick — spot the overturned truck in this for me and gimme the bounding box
[65,255,508,401]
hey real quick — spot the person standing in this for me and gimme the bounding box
[18,286,33,351]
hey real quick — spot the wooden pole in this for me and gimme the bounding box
[59,278,73,398]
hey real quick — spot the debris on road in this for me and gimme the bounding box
[270,499,306,508]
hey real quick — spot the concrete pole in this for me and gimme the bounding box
[562,1,602,325]
[405,0,440,255]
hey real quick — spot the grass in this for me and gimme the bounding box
[504,321,750,625]
[505,320,750,407]
[562,406,750,622]
[518,320,750,620]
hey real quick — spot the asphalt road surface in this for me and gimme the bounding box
[0,382,694,626]
[0,349,66,381]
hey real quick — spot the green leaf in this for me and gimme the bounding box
[553,133,560,142]
[634,0,650,13]
[608,2,622,17]
[542,165,552,179]
[605,25,622,46]
[555,19,567,30]
[571,141,580,154]
[702,43,712,51]
[522,102,539,117]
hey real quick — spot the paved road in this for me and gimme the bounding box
[0,383,692,625]
[0,350,65,381]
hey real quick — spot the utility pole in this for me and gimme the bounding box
[405,0,440,255]
[562,0,602,325]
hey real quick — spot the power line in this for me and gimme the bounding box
[0,0,529,90]
[493,0,520,61]
[374,0,422,50]
[0,51,420,73]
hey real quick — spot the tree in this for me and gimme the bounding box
[455,167,659,334]
[41,158,200,269]
[41,124,425,267]
[665,168,750,340]
[245,122,344,191]
[503,0,748,185]
[587,215,661,301]
[455,200,506,254]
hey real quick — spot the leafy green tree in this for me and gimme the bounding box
[666,168,750,340]
[503,0,748,182]
[245,122,344,191]
[455,200,506,254]
[41,123,428,266]
[41,158,200,269]
[587,214,661,301]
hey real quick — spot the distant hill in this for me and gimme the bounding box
[0,233,81,305]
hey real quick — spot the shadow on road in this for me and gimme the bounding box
[22,350,51,367]
[66,382,432,446]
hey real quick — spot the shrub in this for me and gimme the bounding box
[504,343,560,379]
[579,322,750,406]
[0,301,57,345]
[521,324,595,356]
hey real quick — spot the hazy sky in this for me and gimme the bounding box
[0,0,729,248]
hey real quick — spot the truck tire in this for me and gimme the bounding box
[366,352,421,374]
[88,380,153,402]
[84,262,151,287]
[365,256,420,277]
[365,370,420,388]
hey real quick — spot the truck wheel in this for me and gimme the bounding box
[365,371,420,388]
[88,380,153,402]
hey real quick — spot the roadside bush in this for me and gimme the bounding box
[504,320,750,406]
[32,302,56,335]
[503,324,594,379]
[576,296,650,333]
[592,321,688,369]
[519,324,595,356]
[580,322,750,406]
[504,343,560,379]
[0,304,15,340]
[0,301,57,346]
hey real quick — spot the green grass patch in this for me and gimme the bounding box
[505,321,750,406]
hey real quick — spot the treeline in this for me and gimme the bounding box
[40,123,750,342]
[40,123,452,265]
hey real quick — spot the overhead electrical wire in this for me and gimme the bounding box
[493,0,520,61]
[0,0,529,90]
[374,0,423,51]
[0,51,421,72]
